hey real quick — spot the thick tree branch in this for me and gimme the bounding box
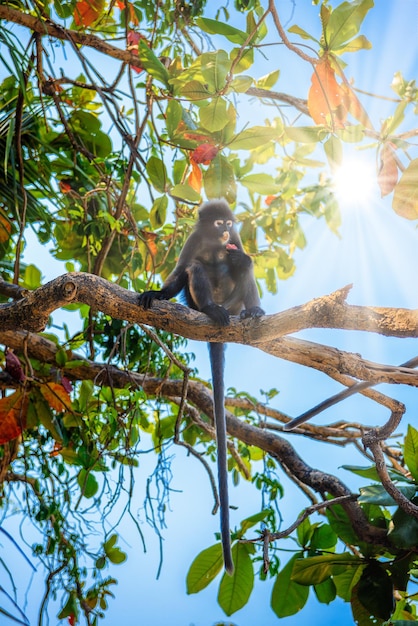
[1,274,418,391]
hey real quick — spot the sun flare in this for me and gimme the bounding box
[332,158,376,209]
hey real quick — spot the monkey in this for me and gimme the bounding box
[283,354,418,431]
[138,199,264,574]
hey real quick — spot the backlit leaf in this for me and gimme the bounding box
[378,143,398,197]
[325,0,374,51]
[196,17,247,44]
[146,156,169,193]
[392,159,418,219]
[308,57,348,127]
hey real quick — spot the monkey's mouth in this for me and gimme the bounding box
[221,232,230,244]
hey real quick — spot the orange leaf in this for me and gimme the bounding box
[188,161,202,193]
[378,144,398,197]
[141,230,158,271]
[343,84,374,130]
[40,383,71,413]
[0,391,28,444]
[0,209,12,244]
[74,0,105,27]
[308,57,347,128]
[191,143,219,165]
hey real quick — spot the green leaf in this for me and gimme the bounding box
[228,126,277,151]
[324,135,343,171]
[23,264,42,289]
[186,543,223,593]
[291,553,361,586]
[77,468,99,498]
[314,577,337,604]
[196,17,247,44]
[271,553,309,618]
[170,184,201,203]
[165,100,183,137]
[296,516,313,547]
[393,159,418,219]
[334,565,365,601]
[357,562,394,621]
[288,24,320,43]
[342,464,405,482]
[199,98,229,132]
[240,173,280,195]
[334,34,372,54]
[256,69,280,90]
[239,509,270,534]
[358,484,416,506]
[146,156,169,193]
[178,80,211,101]
[204,154,236,203]
[229,75,253,93]
[137,40,169,85]
[150,196,168,229]
[402,425,418,481]
[103,534,127,564]
[325,0,374,51]
[310,524,338,551]
[217,543,254,616]
[389,501,418,548]
[285,126,324,143]
[200,51,230,92]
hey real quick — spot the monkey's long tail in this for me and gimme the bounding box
[208,341,234,575]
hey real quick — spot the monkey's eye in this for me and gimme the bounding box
[214,219,225,228]
[226,220,233,228]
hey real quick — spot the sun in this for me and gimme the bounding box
[332,157,376,209]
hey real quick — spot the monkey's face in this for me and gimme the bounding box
[213,219,233,245]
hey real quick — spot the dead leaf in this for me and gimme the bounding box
[0,391,28,444]
[188,161,202,193]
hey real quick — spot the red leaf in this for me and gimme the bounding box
[378,144,398,197]
[191,143,219,165]
[5,349,25,383]
[0,391,28,444]
[74,0,105,27]
[308,57,347,128]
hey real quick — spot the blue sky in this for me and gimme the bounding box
[2,1,418,625]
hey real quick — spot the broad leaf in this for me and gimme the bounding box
[186,543,223,593]
[271,553,309,618]
[358,484,416,506]
[393,159,418,219]
[357,562,394,621]
[403,424,418,482]
[240,173,280,195]
[146,156,169,193]
[291,553,361,585]
[217,543,255,616]
[196,17,247,44]
[228,126,277,151]
[325,0,374,51]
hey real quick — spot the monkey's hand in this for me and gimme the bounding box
[138,290,167,309]
[226,247,252,270]
[201,303,230,326]
[240,306,264,320]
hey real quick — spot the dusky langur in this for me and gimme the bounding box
[283,354,418,431]
[138,199,264,574]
